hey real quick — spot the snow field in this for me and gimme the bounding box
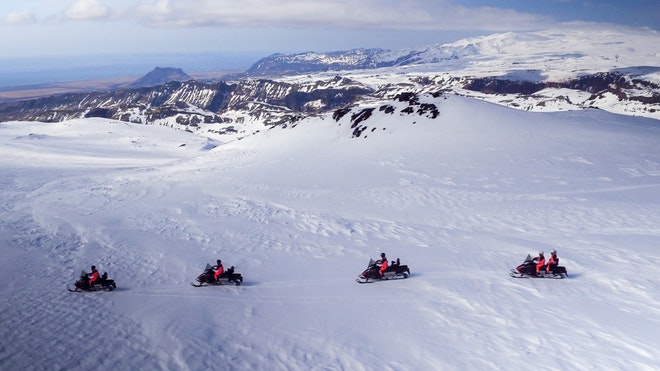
[1,95,659,370]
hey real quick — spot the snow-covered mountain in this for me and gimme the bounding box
[243,43,478,76]
[245,48,390,75]
[246,27,659,80]
[0,28,658,143]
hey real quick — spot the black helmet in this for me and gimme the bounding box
[217,259,222,265]
[380,253,386,258]
[91,265,96,270]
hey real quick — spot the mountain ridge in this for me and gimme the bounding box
[0,28,657,142]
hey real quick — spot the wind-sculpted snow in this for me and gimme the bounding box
[1,95,659,369]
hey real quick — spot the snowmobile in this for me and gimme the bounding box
[191,263,243,287]
[356,258,411,283]
[510,254,568,279]
[67,270,117,292]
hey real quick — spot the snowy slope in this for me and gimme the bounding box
[1,95,659,370]
[249,27,660,83]
[374,27,660,83]
[277,27,660,121]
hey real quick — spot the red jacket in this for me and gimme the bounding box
[214,264,224,280]
[379,259,389,275]
[535,256,545,272]
[89,270,100,284]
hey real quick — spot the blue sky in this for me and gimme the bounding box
[1,0,657,59]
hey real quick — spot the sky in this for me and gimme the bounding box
[1,0,658,58]
[0,0,657,85]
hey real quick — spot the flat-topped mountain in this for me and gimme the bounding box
[129,67,193,88]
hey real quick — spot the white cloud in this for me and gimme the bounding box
[4,11,37,25]
[131,0,554,31]
[64,0,110,21]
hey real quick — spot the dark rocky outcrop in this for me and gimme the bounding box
[129,67,193,88]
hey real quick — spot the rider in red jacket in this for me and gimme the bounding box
[534,252,545,275]
[213,259,225,281]
[88,265,100,288]
[378,253,389,277]
[546,250,558,273]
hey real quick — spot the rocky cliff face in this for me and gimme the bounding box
[0,75,376,140]
[458,72,659,116]
[0,80,232,123]
[227,76,372,113]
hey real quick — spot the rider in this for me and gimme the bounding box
[377,253,389,277]
[546,250,559,273]
[533,251,545,275]
[88,265,100,288]
[213,259,225,282]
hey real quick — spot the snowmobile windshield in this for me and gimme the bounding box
[367,259,376,267]
[523,254,533,263]
[80,270,88,276]
[205,263,213,270]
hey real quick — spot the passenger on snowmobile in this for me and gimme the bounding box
[546,250,558,273]
[213,259,225,282]
[533,251,545,275]
[377,253,388,277]
[88,265,100,288]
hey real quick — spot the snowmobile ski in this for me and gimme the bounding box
[355,276,375,284]
[510,268,565,279]
[509,271,529,279]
